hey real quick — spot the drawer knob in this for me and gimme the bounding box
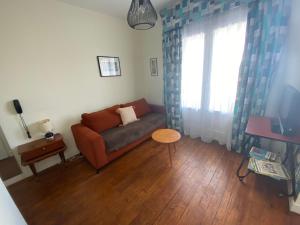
[42,147,46,150]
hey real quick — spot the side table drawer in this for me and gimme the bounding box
[21,140,65,162]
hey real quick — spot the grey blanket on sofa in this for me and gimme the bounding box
[100,113,165,153]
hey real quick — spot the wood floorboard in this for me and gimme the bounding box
[175,145,230,225]
[8,137,300,225]
[143,141,221,224]
[0,156,22,180]
[154,144,227,225]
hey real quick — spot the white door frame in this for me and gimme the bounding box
[0,127,11,160]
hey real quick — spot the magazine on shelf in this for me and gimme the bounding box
[248,158,291,180]
[249,147,278,161]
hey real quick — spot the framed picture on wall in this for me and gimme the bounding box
[150,58,158,76]
[97,56,121,77]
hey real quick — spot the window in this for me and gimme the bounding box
[181,8,247,113]
[181,34,205,110]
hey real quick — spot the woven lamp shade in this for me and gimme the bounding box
[127,0,158,30]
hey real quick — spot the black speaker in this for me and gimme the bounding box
[13,99,23,114]
[12,99,32,138]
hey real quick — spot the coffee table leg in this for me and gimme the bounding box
[168,144,173,167]
[173,143,177,154]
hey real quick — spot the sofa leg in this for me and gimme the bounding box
[96,169,101,174]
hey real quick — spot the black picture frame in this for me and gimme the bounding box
[97,56,121,77]
[150,58,158,76]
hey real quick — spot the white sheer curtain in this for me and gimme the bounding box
[181,7,248,149]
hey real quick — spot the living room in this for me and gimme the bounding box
[0,0,300,224]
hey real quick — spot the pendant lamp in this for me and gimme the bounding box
[127,0,158,30]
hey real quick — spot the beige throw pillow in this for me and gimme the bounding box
[117,106,139,126]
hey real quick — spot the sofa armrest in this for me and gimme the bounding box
[149,104,165,114]
[71,124,108,169]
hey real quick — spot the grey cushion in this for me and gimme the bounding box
[101,113,165,153]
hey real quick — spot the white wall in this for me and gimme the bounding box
[0,179,27,225]
[0,0,140,176]
[0,138,9,160]
[286,0,300,90]
[135,19,164,105]
[286,0,300,210]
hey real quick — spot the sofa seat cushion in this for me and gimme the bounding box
[101,113,165,153]
[82,105,121,133]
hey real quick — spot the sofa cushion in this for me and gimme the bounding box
[101,113,165,152]
[117,106,139,126]
[82,105,121,133]
[122,98,151,118]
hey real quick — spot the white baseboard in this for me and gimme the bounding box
[289,197,300,214]
[3,152,78,187]
[3,174,29,187]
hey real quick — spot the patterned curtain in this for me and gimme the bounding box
[162,29,183,132]
[231,0,291,153]
[160,0,253,33]
[160,0,252,132]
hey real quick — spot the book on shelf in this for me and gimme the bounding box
[249,146,278,161]
[248,158,291,180]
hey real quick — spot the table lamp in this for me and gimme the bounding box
[40,119,54,140]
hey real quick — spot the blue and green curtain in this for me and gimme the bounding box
[161,0,293,197]
[231,0,291,153]
[161,0,290,140]
[160,0,251,132]
[162,29,183,132]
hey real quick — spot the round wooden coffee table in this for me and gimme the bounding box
[152,129,181,166]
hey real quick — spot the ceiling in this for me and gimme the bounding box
[58,0,172,18]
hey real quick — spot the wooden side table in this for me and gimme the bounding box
[236,116,300,197]
[17,133,66,176]
[152,129,181,166]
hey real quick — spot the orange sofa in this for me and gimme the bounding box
[71,99,165,173]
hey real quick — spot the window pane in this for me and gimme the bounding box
[181,34,205,110]
[209,21,247,113]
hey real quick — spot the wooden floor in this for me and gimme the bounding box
[0,156,21,180]
[9,137,300,225]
